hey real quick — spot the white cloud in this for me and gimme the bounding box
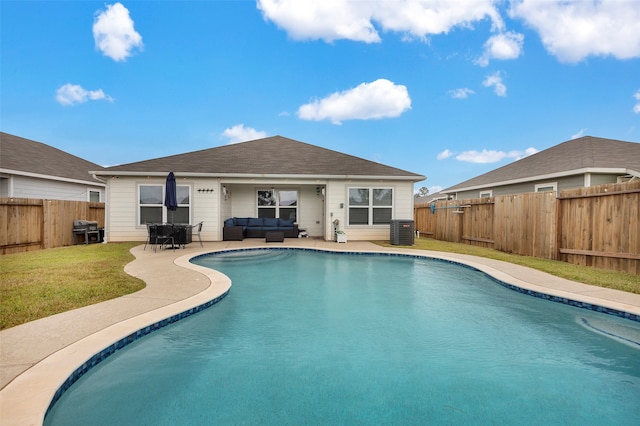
[482,71,507,96]
[257,0,380,43]
[257,0,503,43]
[437,149,454,160]
[259,0,640,64]
[56,83,114,106]
[93,2,143,61]
[571,128,587,139]
[449,88,475,99]
[476,31,524,66]
[297,79,411,125]
[222,124,267,144]
[509,0,640,62]
[455,147,537,163]
[634,90,640,114]
[429,185,443,194]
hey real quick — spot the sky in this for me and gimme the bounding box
[2,0,639,194]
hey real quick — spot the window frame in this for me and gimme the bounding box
[347,187,394,226]
[257,189,298,221]
[535,182,558,194]
[138,183,191,226]
[89,190,101,202]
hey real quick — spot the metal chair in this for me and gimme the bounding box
[144,223,157,251]
[153,224,175,252]
[190,221,204,247]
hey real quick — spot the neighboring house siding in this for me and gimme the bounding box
[453,174,613,198]
[4,175,103,201]
[556,175,586,192]
[590,173,622,186]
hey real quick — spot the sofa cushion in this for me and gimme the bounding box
[235,217,249,226]
[248,217,263,227]
[224,218,235,227]
[278,218,294,227]
[263,217,279,227]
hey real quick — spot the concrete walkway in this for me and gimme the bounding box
[2,239,639,425]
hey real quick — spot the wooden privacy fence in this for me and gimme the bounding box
[414,180,640,274]
[0,198,105,255]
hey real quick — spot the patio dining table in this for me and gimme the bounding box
[151,223,193,250]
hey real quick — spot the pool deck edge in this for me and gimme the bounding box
[1,240,638,425]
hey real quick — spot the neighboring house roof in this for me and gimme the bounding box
[97,135,425,180]
[442,136,640,193]
[0,132,105,185]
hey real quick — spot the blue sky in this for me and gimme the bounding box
[2,0,639,193]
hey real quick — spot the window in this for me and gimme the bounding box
[535,182,557,193]
[479,190,492,198]
[139,184,191,225]
[348,188,393,225]
[257,190,298,220]
[172,186,191,224]
[89,190,100,202]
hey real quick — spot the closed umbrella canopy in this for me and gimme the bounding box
[164,171,178,212]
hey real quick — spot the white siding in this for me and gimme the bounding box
[4,175,103,201]
[325,180,414,241]
[106,176,416,242]
[106,177,221,242]
[298,185,324,237]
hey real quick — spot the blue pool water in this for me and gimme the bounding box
[45,249,640,425]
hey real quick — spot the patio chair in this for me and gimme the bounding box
[154,224,176,252]
[190,221,204,247]
[144,223,157,251]
[143,223,176,252]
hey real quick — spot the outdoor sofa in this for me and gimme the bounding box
[223,217,298,240]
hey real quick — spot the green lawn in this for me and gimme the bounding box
[0,243,144,329]
[374,239,639,295]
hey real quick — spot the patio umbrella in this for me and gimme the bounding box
[164,171,178,222]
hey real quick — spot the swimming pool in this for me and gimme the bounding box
[45,249,640,425]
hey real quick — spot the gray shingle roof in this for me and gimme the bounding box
[443,136,640,192]
[0,132,105,184]
[100,135,425,180]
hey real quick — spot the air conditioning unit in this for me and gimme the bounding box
[390,219,414,245]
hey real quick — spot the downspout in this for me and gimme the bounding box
[92,174,109,243]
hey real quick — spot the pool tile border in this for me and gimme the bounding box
[45,291,229,417]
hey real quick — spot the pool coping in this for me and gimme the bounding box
[1,240,639,425]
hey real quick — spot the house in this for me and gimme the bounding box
[93,136,426,242]
[0,132,106,201]
[441,136,640,199]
